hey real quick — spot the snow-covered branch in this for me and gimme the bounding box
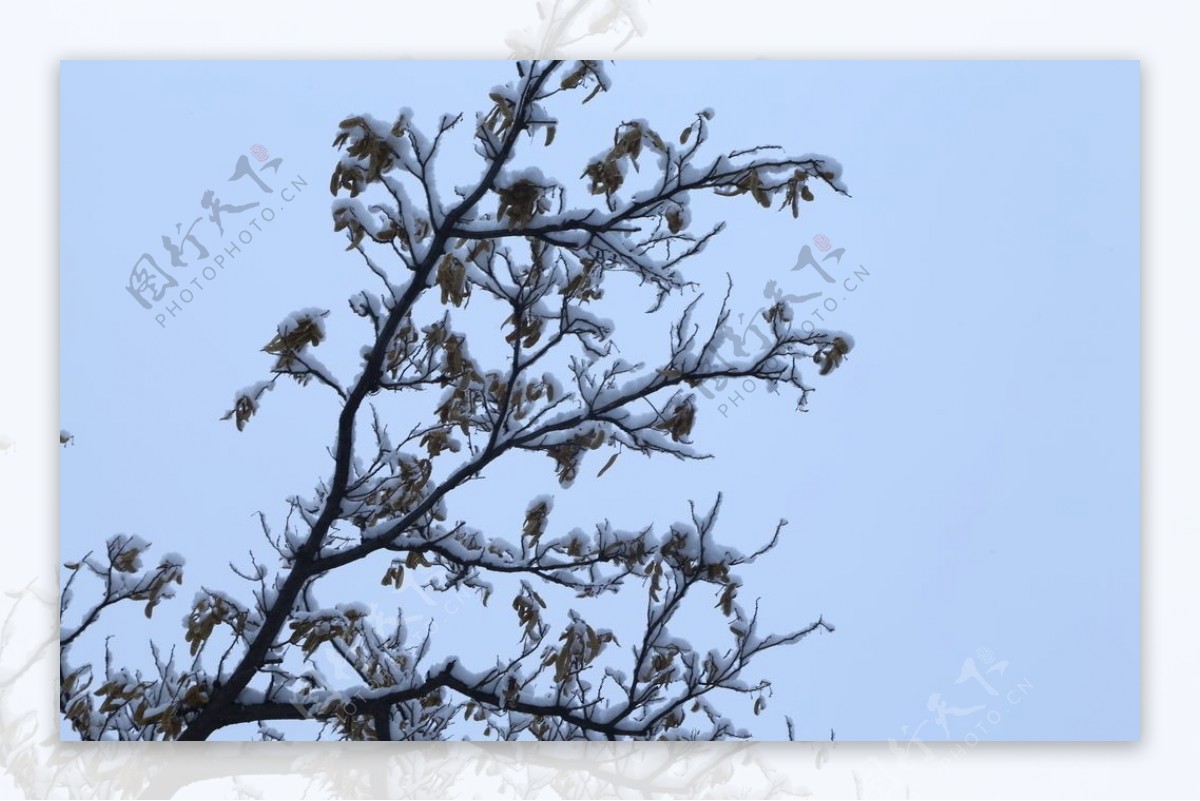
[62,59,849,742]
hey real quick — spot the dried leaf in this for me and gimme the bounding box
[596,452,619,478]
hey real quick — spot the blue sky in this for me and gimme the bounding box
[59,60,1139,741]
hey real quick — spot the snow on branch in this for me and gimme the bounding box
[61,59,849,742]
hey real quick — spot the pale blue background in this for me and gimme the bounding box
[60,61,1139,741]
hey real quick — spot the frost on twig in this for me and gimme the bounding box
[61,60,849,742]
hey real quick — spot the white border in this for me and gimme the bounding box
[2,0,1185,796]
